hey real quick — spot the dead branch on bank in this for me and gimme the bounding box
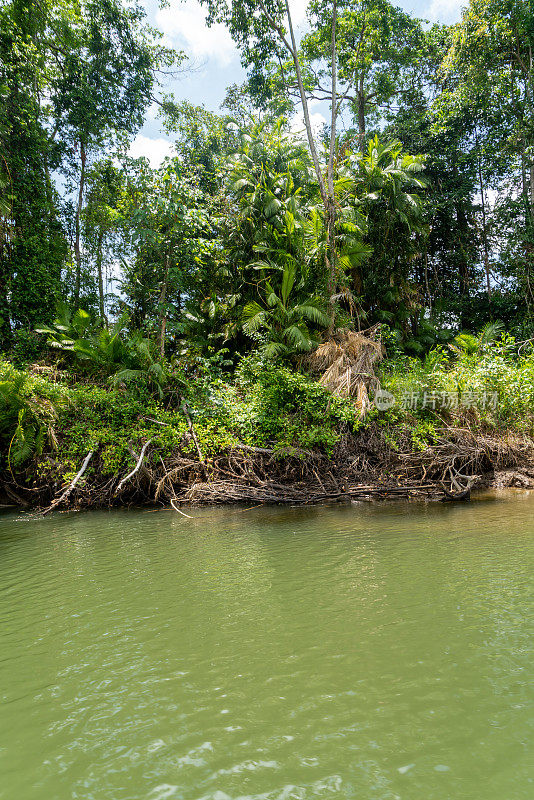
[39,446,97,515]
[170,498,193,518]
[395,429,529,485]
[180,398,207,477]
[7,423,534,513]
[115,439,153,494]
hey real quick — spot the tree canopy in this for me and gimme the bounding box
[1,0,533,360]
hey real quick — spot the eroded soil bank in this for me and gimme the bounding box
[3,425,534,513]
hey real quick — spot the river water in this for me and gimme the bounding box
[1,494,533,800]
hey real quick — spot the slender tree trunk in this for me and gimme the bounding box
[455,202,471,327]
[475,130,491,302]
[520,148,534,314]
[281,0,328,209]
[258,0,339,322]
[95,228,106,325]
[526,162,534,315]
[423,250,431,313]
[527,48,534,222]
[327,0,337,202]
[43,159,56,224]
[357,82,365,139]
[521,151,529,216]
[325,0,338,322]
[157,243,171,357]
[74,139,86,306]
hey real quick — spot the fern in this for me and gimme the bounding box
[0,366,58,469]
[10,418,37,468]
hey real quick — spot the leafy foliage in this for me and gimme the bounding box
[3,0,534,497]
[35,304,175,398]
[0,364,59,468]
[242,262,329,358]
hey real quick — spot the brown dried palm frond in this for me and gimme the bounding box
[309,325,384,412]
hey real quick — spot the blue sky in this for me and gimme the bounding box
[131,0,467,165]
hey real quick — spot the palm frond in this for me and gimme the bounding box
[284,323,312,350]
[295,302,330,326]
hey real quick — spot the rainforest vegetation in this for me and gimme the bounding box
[2,0,534,509]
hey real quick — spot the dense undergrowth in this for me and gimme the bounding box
[2,329,534,509]
[0,353,361,490]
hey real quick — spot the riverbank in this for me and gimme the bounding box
[3,350,534,512]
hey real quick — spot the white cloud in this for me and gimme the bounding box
[426,0,465,24]
[156,1,237,66]
[290,0,309,26]
[290,110,327,138]
[129,135,174,166]
[154,0,310,67]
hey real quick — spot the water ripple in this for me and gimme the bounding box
[1,496,533,800]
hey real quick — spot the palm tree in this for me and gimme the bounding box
[335,136,428,330]
[450,321,504,356]
[242,261,330,358]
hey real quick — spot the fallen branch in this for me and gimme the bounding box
[18,421,533,513]
[5,485,29,508]
[40,447,97,515]
[170,498,193,518]
[116,439,153,493]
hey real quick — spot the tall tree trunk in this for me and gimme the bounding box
[254,1,341,322]
[325,0,338,323]
[73,139,86,306]
[527,48,534,222]
[521,151,529,217]
[520,149,534,314]
[157,243,171,357]
[475,130,491,302]
[526,161,534,314]
[357,80,365,139]
[95,228,106,325]
[326,0,337,202]
[423,250,431,312]
[280,0,328,209]
[279,0,339,322]
[455,201,471,327]
[43,159,56,225]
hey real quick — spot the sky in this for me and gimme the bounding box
[132,0,468,166]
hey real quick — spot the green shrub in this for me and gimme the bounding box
[8,330,48,367]
[0,362,60,468]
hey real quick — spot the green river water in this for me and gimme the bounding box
[1,493,533,800]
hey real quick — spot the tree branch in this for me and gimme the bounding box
[40,447,97,515]
[116,439,153,493]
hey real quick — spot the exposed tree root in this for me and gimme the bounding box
[3,426,534,513]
